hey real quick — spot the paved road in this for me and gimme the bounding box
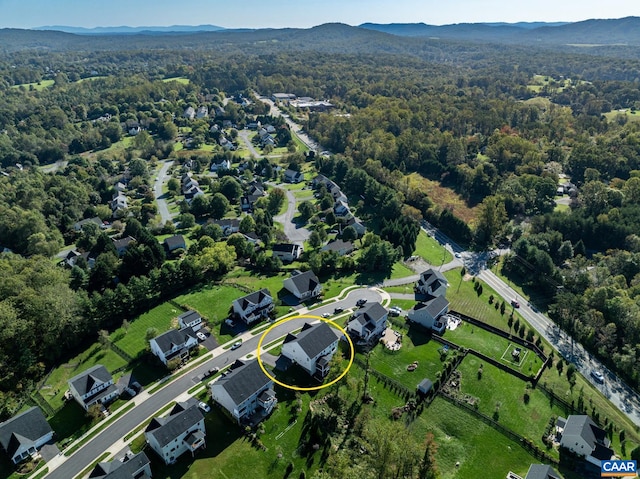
[44,287,384,479]
[237,130,261,158]
[153,161,174,225]
[272,187,311,245]
[420,221,640,426]
[253,94,319,151]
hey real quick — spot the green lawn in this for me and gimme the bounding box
[413,231,453,265]
[455,357,566,455]
[174,284,246,323]
[38,345,128,411]
[11,79,54,90]
[162,77,190,84]
[445,322,543,376]
[112,302,180,358]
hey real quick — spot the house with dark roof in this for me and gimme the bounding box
[68,365,118,411]
[321,240,354,256]
[407,296,450,330]
[177,310,203,332]
[284,169,304,184]
[145,402,205,465]
[163,235,186,253]
[73,216,103,232]
[88,450,152,479]
[280,322,340,379]
[558,415,614,473]
[415,268,449,297]
[212,219,241,236]
[210,157,231,173]
[232,289,274,324]
[272,243,302,263]
[344,217,366,237]
[60,249,95,269]
[149,328,198,365]
[0,407,54,464]
[524,464,564,479]
[112,236,136,257]
[347,302,388,345]
[283,270,322,301]
[210,359,277,425]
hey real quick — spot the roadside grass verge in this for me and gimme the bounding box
[413,230,453,265]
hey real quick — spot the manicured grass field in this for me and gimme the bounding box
[38,345,128,411]
[455,357,566,455]
[11,79,54,90]
[413,230,453,265]
[112,302,180,358]
[162,77,190,84]
[174,284,245,323]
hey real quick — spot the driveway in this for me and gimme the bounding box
[153,160,175,224]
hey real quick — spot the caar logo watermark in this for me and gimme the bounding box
[601,460,637,477]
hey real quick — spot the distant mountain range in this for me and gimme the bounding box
[35,24,227,35]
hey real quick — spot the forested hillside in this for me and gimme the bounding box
[0,24,639,419]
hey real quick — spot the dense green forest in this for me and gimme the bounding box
[0,25,639,421]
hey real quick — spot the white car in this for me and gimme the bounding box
[591,370,605,383]
[231,341,242,350]
[454,252,462,258]
[196,331,207,341]
[198,401,211,413]
[322,313,331,318]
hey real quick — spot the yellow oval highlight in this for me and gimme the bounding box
[256,314,354,391]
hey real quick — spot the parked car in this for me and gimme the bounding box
[322,312,331,318]
[198,401,211,413]
[196,331,207,341]
[591,370,605,383]
[511,299,520,308]
[231,340,242,350]
[334,307,344,314]
[205,367,219,377]
[356,299,367,307]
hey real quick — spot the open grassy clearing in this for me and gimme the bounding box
[38,345,127,411]
[413,230,452,265]
[10,79,54,90]
[162,77,190,84]
[603,109,640,123]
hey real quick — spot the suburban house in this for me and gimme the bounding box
[210,359,277,425]
[163,235,186,253]
[415,268,449,297]
[88,450,152,479]
[183,106,196,120]
[196,106,208,119]
[321,240,354,256]
[114,181,127,193]
[128,124,141,136]
[346,302,388,345]
[145,402,206,465]
[280,322,340,379]
[112,236,136,257]
[177,310,203,331]
[73,216,103,232]
[283,270,322,301]
[111,193,128,217]
[524,464,564,479]
[60,249,95,269]
[149,328,199,365]
[407,296,450,330]
[344,217,367,237]
[557,415,614,474]
[284,169,304,183]
[272,243,302,263]
[241,194,261,211]
[210,157,232,173]
[232,289,274,324]
[0,407,54,464]
[68,365,119,411]
[333,199,350,217]
[212,218,241,236]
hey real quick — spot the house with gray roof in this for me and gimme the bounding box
[163,235,186,254]
[73,216,103,232]
[149,328,198,366]
[524,464,563,479]
[145,403,205,465]
[280,322,340,379]
[210,360,277,425]
[177,310,203,332]
[88,450,152,479]
[112,236,136,257]
[232,289,274,325]
[284,169,304,184]
[283,270,322,301]
[407,296,450,330]
[558,415,614,472]
[68,365,118,411]
[415,268,449,297]
[0,407,54,464]
[347,302,388,346]
[273,243,302,263]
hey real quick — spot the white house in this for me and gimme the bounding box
[407,296,450,330]
[558,415,614,470]
[280,322,339,379]
[183,107,196,120]
[0,407,54,464]
[68,365,119,411]
[347,302,388,345]
[196,106,208,119]
[178,310,203,331]
[284,169,304,183]
[73,216,103,232]
[210,157,232,173]
[415,268,449,297]
[210,359,277,425]
[212,218,240,236]
[272,243,302,263]
[89,450,152,479]
[149,328,199,365]
[283,270,322,301]
[145,402,206,465]
[232,289,274,324]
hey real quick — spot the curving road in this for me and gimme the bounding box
[44,287,384,479]
[153,160,174,225]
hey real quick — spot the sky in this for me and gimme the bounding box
[0,0,637,29]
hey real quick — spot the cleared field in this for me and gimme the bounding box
[162,77,190,84]
[413,230,452,265]
[11,79,54,90]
